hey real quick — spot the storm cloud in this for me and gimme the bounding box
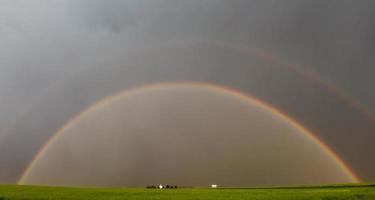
[0,0,374,185]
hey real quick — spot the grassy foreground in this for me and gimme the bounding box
[0,184,374,200]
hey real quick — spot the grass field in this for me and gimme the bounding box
[0,184,374,200]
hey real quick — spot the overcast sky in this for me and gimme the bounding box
[0,0,374,185]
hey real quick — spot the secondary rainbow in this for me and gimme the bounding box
[214,41,375,125]
[30,41,375,127]
[18,82,360,184]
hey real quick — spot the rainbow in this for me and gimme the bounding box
[18,82,360,184]
[214,41,375,125]
[37,40,375,125]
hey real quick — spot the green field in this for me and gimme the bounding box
[0,184,374,200]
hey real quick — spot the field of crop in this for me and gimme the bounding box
[0,184,374,200]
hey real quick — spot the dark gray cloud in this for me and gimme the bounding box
[0,0,374,185]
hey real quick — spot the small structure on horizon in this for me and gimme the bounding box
[211,184,218,188]
[147,184,178,189]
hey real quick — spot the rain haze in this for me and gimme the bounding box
[0,0,374,186]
